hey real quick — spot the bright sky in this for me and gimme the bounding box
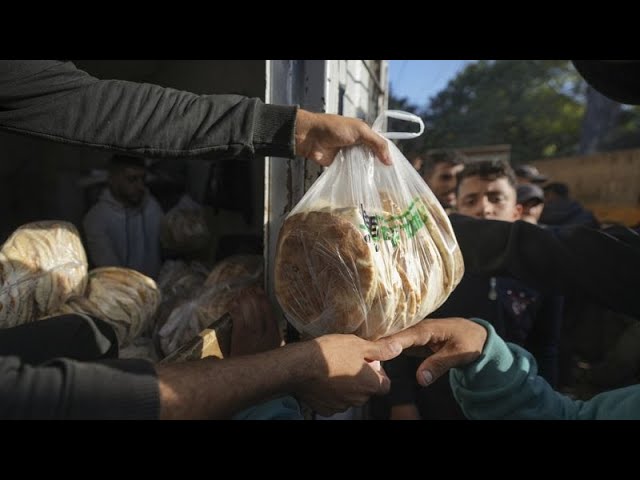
[388,60,475,108]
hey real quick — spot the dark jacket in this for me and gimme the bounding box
[0,60,298,419]
[540,198,599,228]
[449,215,640,318]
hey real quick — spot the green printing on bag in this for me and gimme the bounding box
[359,198,430,248]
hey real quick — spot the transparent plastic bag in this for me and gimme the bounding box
[0,221,88,329]
[274,111,464,340]
[156,255,264,357]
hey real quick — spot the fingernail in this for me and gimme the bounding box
[389,342,402,355]
[422,370,433,385]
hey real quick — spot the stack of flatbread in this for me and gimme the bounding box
[0,221,88,328]
[275,193,464,340]
[58,267,160,347]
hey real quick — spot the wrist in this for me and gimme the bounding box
[279,339,321,395]
[294,109,315,157]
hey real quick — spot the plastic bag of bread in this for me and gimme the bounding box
[156,255,264,356]
[157,283,243,357]
[58,267,160,347]
[160,194,211,254]
[275,111,464,340]
[0,221,88,328]
[152,260,209,344]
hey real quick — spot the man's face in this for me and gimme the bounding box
[457,175,520,221]
[424,162,464,209]
[110,166,146,207]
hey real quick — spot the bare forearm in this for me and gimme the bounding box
[156,342,312,420]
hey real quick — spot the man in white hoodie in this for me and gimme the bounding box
[83,155,164,279]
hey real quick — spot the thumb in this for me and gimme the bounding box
[367,338,403,362]
[415,351,457,387]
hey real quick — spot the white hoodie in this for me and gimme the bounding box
[83,188,164,279]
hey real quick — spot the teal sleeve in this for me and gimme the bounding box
[450,318,640,420]
[232,395,303,420]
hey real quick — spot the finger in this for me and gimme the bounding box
[381,324,431,351]
[414,350,458,387]
[366,338,402,362]
[360,127,392,165]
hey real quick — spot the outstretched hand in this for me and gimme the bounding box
[295,334,402,416]
[295,109,392,167]
[377,318,488,387]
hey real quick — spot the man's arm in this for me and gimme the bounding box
[157,334,401,420]
[450,214,640,317]
[0,61,390,166]
[1,333,401,419]
[0,355,159,419]
[0,61,295,160]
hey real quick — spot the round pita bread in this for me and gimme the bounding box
[79,267,161,346]
[0,221,87,328]
[275,210,377,336]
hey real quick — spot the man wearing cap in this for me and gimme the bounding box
[514,164,548,185]
[540,182,599,229]
[517,183,545,224]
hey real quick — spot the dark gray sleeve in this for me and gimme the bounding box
[0,355,159,419]
[0,60,296,159]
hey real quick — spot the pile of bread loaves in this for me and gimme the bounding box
[0,221,268,361]
[275,192,464,340]
[0,221,160,348]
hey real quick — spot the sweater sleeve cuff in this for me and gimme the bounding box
[451,318,518,390]
[252,103,298,158]
[62,358,160,419]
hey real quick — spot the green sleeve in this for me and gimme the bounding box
[450,318,640,420]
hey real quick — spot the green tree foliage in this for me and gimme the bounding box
[418,60,588,164]
[389,61,640,163]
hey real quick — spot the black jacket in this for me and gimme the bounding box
[0,60,298,419]
[449,214,640,318]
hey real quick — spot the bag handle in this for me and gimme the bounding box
[372,110,425,139]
